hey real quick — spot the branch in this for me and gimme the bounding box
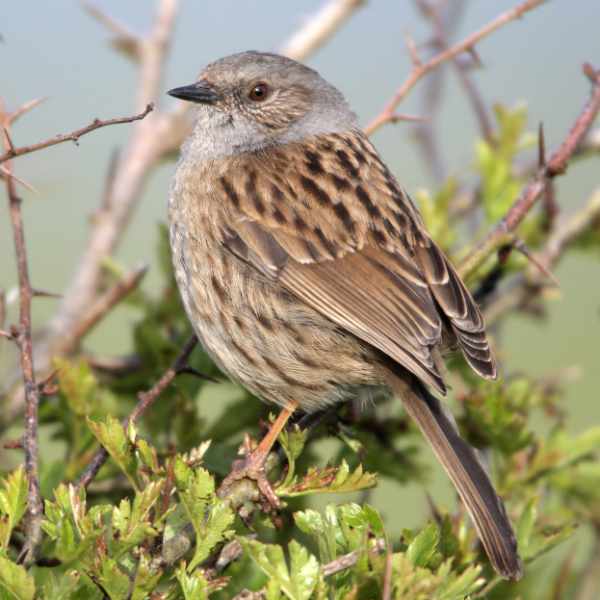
[278,0,366,60]
[364,0,546,135]
[484,188,600,325]
[0,109,43,565]
[76,335,198,489]
[459,63,600,280]
[56,264,148,356]
[0,104,153,165]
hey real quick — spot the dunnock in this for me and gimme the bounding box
[168,51,521,579]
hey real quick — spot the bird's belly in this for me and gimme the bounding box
[170,227,378,412]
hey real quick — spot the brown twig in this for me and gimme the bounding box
[1,108,43,565]
[459,63,600,280]
[364,0,546,136]
[412,0,467,183]
[0,104,153,165]
[76,335,198,489]
[57,264,147,355]
[484,187,600,325]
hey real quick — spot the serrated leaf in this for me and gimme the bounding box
[406,522,439,568]
[174,459,235,570]
[95,557,130,600]
[54,357,100,417]
[175,563,209,600]
[87,416,139,491]
[278,424,308,488]
[278,461,376,497]
[0,467,27,549]
[242,538,318,600]
[0,556,35,600]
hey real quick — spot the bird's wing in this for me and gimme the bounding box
[218,130,495,392]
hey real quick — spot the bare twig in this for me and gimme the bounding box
[0,106,43,565]
[0,104,153,165]
[56,264,147,355]
[76,335,198,489]
[484,187,600,324]
[278,0,366,60]
[364,0,546,136]
[412,0,467,182]
[459,63,600,280]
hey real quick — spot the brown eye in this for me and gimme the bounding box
[249,82,269,102]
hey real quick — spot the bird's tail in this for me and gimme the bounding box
[385,370,522,580]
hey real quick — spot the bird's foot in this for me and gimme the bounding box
[217,435,281,511]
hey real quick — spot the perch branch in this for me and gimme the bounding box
[364,0,546,135]
[459,63,600,280]
[76,335,198,489]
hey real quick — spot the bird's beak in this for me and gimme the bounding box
[167,79,220,104]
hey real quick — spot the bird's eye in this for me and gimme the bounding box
[248,82,270,102]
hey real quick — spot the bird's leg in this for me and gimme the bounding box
[218,402,297,510]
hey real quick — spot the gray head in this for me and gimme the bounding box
[168,51,357,160]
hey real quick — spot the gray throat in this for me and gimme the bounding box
[181,103,358,164]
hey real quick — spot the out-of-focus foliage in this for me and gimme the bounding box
[2,106,600,599]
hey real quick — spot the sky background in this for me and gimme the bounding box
[1,0,599,562]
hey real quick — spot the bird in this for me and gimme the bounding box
[167,50,522,580]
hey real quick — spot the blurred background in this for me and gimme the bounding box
[1,0,599,566]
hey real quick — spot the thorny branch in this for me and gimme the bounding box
[0,107,43,565]
[364,0,546,135]
[76,335,198,489]
[459,63,600,280]
[0,104,153,165]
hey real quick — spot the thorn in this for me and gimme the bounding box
[0,328,14,340]
[467,46,484,68]
[9,97,48,124]
[175,366,219,383]
[582,62,600,83]
[538,122,546,170]
[0,166,38,193]
[404,33,422,68]
[425,492,442,524]
[31,288,62,299]
[514,238,560,286]
[2,125,15,153]
[390,113,428,124]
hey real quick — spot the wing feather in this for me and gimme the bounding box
[218,130,496,390]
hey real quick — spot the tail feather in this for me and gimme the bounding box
[386,371,522,580]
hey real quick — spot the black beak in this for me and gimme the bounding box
[167,79,220,104]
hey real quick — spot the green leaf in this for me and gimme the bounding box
[175,563,209,600]
[95,558,131,600]
[406,522,439,568]
[241,538,319,600]
[278,424,308,488]
[0,467,28,549]
[174,459,235,570]
[112,481,163,553]
[0,556,35,600]
[87,416,139,490]
[278,461,376,497]
[54,357,101,417]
